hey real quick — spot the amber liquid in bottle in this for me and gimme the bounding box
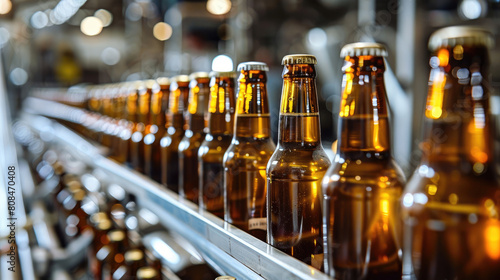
[322,47,405,279]
[161,76,190,192]
[109,84,128,163]
[179,73,210,204]
[141,80,160,176]
[135,82,152,174]
[146,78,169,183]
[403,28,500,280]
[126,84,139,168]
[199,72,235,218]
[224,64,275,241]
[266,56,331,270]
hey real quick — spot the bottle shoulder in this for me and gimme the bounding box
[403,163,500,206]
[267,145,331,179]
[322,157,405,194]
[224,140,276,167]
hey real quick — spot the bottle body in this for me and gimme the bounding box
[322,45,404,279]
[199,72,236,218]
[179,73,210,204]
[403,27,500,280]
[161,76,190,192]
[224,64,275,241]
[267,57,330,270]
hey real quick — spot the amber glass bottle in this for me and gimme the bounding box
[223,62,275,241]
[110,83,129,164]
[266,54,330,270]
[403,26,500,280]
[179,72,210,204]
[125,82,140,168]
[161,75,190,192]
[101,230,130,280]
[199,71,236,218]
[131,81,151,173]
[322,43,405,279]
[144,77,169,182]
[141,80,160,176]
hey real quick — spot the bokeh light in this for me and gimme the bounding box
[10,68,28,86]
[80,16,103,36]
[31,11,49,29]
[211,55,233,72]
[101,47,121,65]
[94,9,113,27]
[153,22,172,41]
[206,0,232,15]
[0,0,12,15]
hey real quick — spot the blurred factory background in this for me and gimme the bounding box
[1,0,500,174]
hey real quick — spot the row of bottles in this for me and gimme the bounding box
[29,25,499,280]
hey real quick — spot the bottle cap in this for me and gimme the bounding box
[96,219,112,230]
[145,79,159,89]
[189,72,210,80]
[428,26,494,51]
[215,277,236,280]
[108,230,126,242]
[281,54,317,65]
[124,249,144,262]
[209,71,237,78]
[172,75,190,83]
[156,77,170,86]
[340,42,388,57]
[237,61,269,71]
[136,267,158,279]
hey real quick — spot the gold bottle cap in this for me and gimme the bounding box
[136,267,158,279]
[156,77,170,86]
[428,26,494,51]
[90,211,108,224]
[237,61,269,71]
[96,219,112,230]
[66,180,82,191]
[209,71,237,78]
[172,75,190,83]
[71,188,86,201]
[340,42,388,57]
[108,230,126,242]
[215,276,236,280]
[189,72,210,80]
[145,79,159,89]
[124,249,144,262]
[281,54,317,65]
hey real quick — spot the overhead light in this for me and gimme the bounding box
[80,16,103,36]
[206,0,232,16]
[153,22,172,41]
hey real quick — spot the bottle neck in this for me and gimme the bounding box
[150,90,165,127]
[207,76,235,135]
[126,92,138,123]
[138,91,151,124]
[421,45,494,172]
[336,56,392,158]
[166,82,189,129]
[278,64,321,146]
[185,79,209,132]
[234,70,272,139]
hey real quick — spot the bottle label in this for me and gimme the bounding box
[248,218,267,231]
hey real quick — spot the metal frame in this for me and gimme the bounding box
[21,109,331,280]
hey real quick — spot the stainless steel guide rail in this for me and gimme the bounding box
[20,103,331,280]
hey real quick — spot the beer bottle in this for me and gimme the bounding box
[179,72,210,203]
[125,82,140,168]
[322,43,405,279]
[112,249,147,279]
[161,75,190,192]
[145,77,170,183]
[402,26,500,279]
[199,71,236,218]
[110,83,129,164]
[102,229,130,280]
[89,217,112,279]
[223,62,275,241]
[140,80,160,175]
[132,81,151,173]
[266,54,330,270]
